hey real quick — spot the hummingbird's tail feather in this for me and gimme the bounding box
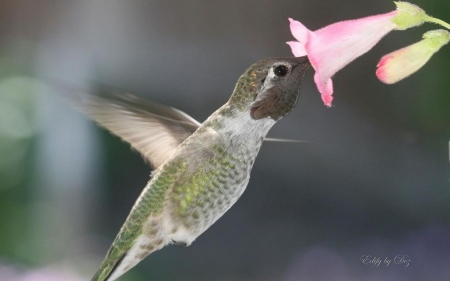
[92,230,169,281]
[92,252,127,281]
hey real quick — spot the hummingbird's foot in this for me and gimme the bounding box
[171,239,188,247]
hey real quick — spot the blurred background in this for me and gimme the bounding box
[0,0,449,280]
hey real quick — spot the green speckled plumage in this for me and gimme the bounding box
[93,111,262,281]
[90,57,310,281]
[92,159,187,281]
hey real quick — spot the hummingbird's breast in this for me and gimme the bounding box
[163,105,276,244]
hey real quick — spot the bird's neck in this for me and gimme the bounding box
[203,103,276,147]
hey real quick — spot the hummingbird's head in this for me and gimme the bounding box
[229,56,310,121]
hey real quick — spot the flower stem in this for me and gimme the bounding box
[424,15,450,30]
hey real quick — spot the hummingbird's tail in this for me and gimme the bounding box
[91,251,127,281]
[92,231,168,281]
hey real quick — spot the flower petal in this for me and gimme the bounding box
[310,11,397,80]
[314,72,334,107]
[288,18,310,43]
[286,41,307,57]
[289,12,397,106]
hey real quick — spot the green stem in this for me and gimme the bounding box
[425,15,450,30]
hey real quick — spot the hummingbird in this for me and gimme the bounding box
[83,56,310,281]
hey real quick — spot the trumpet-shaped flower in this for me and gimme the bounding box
[288,2,426,106]
[376,30,450,84]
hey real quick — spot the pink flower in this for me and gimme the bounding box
[288,13,396,106]
[287,2,426,106]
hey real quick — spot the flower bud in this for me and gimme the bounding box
[376,29,450,84]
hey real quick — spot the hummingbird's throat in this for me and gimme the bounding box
[250,88,298,121]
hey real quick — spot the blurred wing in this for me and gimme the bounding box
[60,81,305,168]
[76,92,201,168]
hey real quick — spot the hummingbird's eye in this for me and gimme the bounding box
[274,65,288,77]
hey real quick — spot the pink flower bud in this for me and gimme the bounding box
[377,29,450,84]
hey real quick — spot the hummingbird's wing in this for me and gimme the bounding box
[76,92,201,168]
[67,86,304,168]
